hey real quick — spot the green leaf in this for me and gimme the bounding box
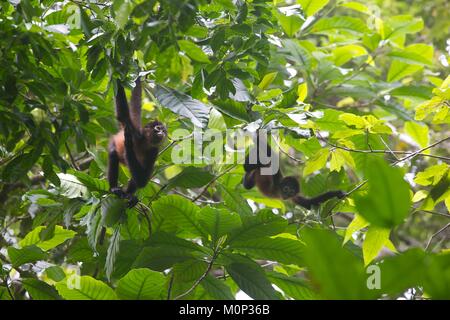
[168,167,214,189]
[19,226,76,251]
[340,2,370,14]
[105,225,121,280]
[231,237,305,266]
[280,39,312,69]
[72,171,109,192]
[303,148,329,176]
[201,275,235,300]
[362,226,393,266]
[298,0,329,16]
[45,266,66,282]
[390,85,433,100]
[116,268,165,300]
[312,17,369,34]
[297,82,308,102]
[0,287,12,300]
[218,185,253,217]
[343,214,369,244]
[113,0,136,29]
[101,196,126,227]
[7,245,48,268]
[198,206,242,243]
[388,50,433,66]
[355,157,412,228]
[152,195,204,237]
[387,44,433,82]
[22,278,61,300]
[258,72,278,90]
[404,121,429,149]
[332,44,368,66]
[57,173,87,198]
[228,210,287,243]
[173,260,207,282]
[266,271,317,299]
[155,85,210,128]
[226,262,279,300]
[302,228,373,299]
[276,12,303,37]
[386,15,424,39]
[132,232,206,271]
[213,99,251,122]
[56,276,117,300]
[178,40,210,63]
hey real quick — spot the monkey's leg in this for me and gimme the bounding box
[124,180,139,208]
[108,143,126,198]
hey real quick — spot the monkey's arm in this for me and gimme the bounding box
[292,190,346,209]
[129,77,142,130]
[116,80,141,139]
[243,170,256,189]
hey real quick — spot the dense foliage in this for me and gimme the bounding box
[0,0,449,300]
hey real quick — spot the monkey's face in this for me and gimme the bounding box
[143,121,167,145]
[280,177,300,199]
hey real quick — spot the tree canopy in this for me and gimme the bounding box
[0,0,449,300]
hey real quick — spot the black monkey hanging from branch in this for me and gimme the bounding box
[108,77,167,207]
[243,131,346,209]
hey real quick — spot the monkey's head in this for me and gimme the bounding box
[279,176,300,199]
[143,120,167,145]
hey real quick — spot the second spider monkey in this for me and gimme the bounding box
[108,77,167,207]
[243,133,346,209]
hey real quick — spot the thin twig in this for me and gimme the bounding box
[192,165,237,202]
[272,138,303,163]
[4,275,14,300]
[393,137,450,165]
[380,136,399,160]
[167,273,174,300]
[173,245,221,300]
[425,222,450,251]
[65,142,80,170]
[413,210,450,219]
[319,137,450,162]
[136,203,152,237]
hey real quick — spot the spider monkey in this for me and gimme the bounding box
[243,133,346,209]
[108,77,167,207]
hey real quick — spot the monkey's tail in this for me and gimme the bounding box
[292,190,346,209]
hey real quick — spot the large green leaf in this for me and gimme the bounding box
[19,226,76,251]
[354,157,412,228]
[298,0,329,16]
[387,44,433,82]
[152,195,204,237]
[55,276,117,300]
[227,210,287,243]
[116,268,166,300]
[101,196,126,227]
[266,271,317,299]
[198,206,242,243]
[301,228,374,299]
[154,85,210,128]
[7,245,48,268]
[226,262,279,300]
[218,185,253,217]
[312,17,369,34]
[231,237,305,266]
[201,275,235,300]
[168,167,214,189]
[178,40,210,63]
[22,278,61,300]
